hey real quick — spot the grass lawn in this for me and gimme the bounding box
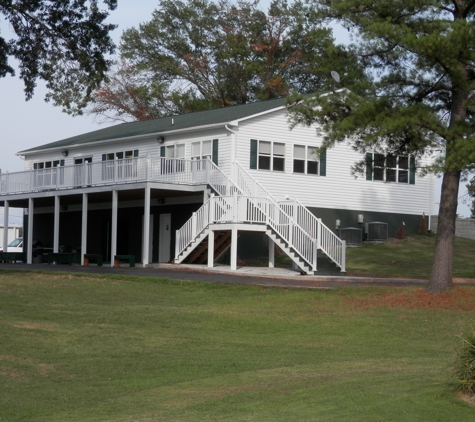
[345,235,475,278]
[1,271,475,421]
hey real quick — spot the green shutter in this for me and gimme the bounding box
[212,139,219,165]
[160,146,165,157]
[409,156,416,184]
[102,154,106,161]
[366,153,373,181]
[133,149,139,157]
[250,139,258,169]
[33,163,38,170]
[60,160,65,166]
[319,149,326,177]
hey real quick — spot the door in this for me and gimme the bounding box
[159,213,171,263]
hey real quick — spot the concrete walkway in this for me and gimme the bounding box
[0,261,443,289]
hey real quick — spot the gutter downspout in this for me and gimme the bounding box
[225,124,237,182]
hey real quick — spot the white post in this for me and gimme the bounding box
[191,212,197,237]
[208,229,215,268]
[175,230,180,259]
[209,194,215,223]
[110,190,118,267]
[192,158,197,181]
[232,191,238,222]
[27,198,34,264]
[142,186,151,266]
[341,240,346,272]
[2,200,9,252]
[268,237,274,268]
[312,238,318,272]
[81,193,88,265]
[230,228,238,271]
[53,196,60,253]
[288,220,293,247]
[317,218,322,250]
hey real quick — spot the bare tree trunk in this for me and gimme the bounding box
[426,169,460,292]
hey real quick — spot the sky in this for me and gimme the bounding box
[0,0,471,225]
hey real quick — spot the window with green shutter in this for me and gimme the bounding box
[366,152,415,184]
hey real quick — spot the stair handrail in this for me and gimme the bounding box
[175,194,316,268]
[279,197,345,271]
[233,162,345,272]
[231,163,319,269]
[207,160,242,196]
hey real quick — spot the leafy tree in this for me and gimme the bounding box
[289,0,475,293]
[87,0,363,122]
[0,0,117,112]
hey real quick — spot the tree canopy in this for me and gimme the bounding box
[0,0,117,112]
[288,0,475,292]
[87,0,363,123]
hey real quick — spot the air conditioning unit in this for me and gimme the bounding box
[365,222,388,241]
[339,227,362,246]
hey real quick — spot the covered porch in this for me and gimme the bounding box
[0,181,208,266]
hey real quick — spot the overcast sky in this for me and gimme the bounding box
[0,1,471,225]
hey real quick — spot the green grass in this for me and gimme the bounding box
[346,234,475,278]
[1,271,475,421]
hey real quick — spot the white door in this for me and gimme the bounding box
[159,213,171,262]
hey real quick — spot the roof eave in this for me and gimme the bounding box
[16,122,229,157]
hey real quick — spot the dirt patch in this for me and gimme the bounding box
[345,287,475,311]
[455,391,475,408]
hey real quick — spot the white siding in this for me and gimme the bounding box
[235,108,434,216]
[20,106,434,217]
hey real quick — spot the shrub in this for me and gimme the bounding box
[417,215,428,236]
[452,329,475,394]
[394,222,406,239]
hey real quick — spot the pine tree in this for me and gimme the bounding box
[290,0,475,292]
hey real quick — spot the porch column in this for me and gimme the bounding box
[27,198,34,264]
[53,196,60,253]
[2,200,9,252]
[110,190,118,267]
[207,229,214,268]
[142,186,151,266]
[230,227,238,271]
[81,193,88,265]
[268,237,275,268]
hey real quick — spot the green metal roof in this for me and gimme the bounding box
[19,97,287,154]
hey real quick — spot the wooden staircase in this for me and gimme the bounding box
[184,231,232,264]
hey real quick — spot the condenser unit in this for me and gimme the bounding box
[365,222,388,241]
[339,227,363,246]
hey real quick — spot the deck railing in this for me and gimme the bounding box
[0,157,211,195]
[233,162,345,272]
[175,194,316,269]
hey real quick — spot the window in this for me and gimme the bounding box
[250,139,285,171]
[33,160,65,188]
[101,150,139,181]
[74,157,93,186]
[366,153,415,184]
[160,144,185,173]
[293,145,319,175]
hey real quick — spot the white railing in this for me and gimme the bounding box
[233,162,345,272]
[0,157,212,195]
[278,198,345,271]
[175,192,317,270]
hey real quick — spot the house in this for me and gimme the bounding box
[0,97,434,272]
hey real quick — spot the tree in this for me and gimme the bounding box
[0,0,117,113]
[288,0,475,292]
[87,0,363,122]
